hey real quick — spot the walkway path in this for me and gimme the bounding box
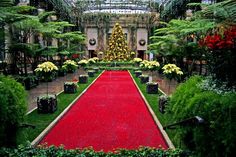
[27,69,86,112]
[40,71,168,151]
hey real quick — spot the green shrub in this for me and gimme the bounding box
[0,144,188,157]
[166,76,236,157]
[0,75,27,147]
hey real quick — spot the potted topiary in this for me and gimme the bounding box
[79,74,88,84]
[64,82,77,94]
[162,64,183,93]
[87,70,95,77]
[139,60,149,71]
[78,59,88,70]
[146,82,158,94]
[37,94,57,113]
[139,74,149,84]
[62,60,78,73]
[134,70,142,77]
[88,58,96,66]
[35,61,58,113]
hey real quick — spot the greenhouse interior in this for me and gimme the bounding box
[0,0,235,156]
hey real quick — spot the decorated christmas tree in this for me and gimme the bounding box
[105,23,130,61]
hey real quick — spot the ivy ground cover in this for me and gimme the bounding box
[40,71,168,151]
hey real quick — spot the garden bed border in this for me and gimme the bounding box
[128,71,174,149]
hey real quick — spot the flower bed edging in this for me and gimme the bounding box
[128,71,174,149]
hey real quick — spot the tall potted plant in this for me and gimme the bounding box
[162,63,183,94]
[35,61,58,113]
[62,60,78,73]
[78,59,88,70]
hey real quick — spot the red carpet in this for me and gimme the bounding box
[40,71,168,151]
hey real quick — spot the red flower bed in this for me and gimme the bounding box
[199,26,236,49]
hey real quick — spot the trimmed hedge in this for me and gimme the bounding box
[166,76,236,157]
[0,75,27,147]
[0,145,189,157]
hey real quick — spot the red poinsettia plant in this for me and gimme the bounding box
[199,26,236,50]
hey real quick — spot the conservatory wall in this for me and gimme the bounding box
[85,19,148,58]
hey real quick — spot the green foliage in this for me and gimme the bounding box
[161,0,201,21]
[38,11,56,23]
[55,31,85,42]
[0,0,13,7]
[0,75,27,147]
[166,76,236,157]
[193,0,236,24]
[48,0,73,20]
[0,144,187,157]
[0,5,35,23]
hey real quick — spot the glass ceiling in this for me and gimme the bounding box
[65,0,161,14]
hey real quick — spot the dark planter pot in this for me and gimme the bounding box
[159,96,168,113]
[140,76,149,84]
[24,77,39,90]
[79,76,88,84]
[37,96,57,113]
[135,71,142,77]
[93,67,99,73]
[146,83,158,94]
[88,71,95,77]
[64,83,77,94]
